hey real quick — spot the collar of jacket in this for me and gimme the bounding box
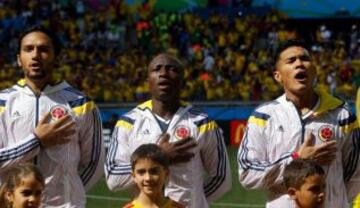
[280,89,344,118]
[14,78,70,96]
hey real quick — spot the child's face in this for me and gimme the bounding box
[132,158,169,198]
[6,173,43,208]
[289,174,325,208]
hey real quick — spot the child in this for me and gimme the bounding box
[123,144,184,208]
[284,159,326,208]
[0,163,45,208]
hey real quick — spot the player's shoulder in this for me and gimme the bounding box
[253,99,280,114]
[0,87,19,100]
[187,106,214,127]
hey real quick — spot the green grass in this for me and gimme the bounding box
[86,147,266,207]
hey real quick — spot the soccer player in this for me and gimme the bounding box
[0,25,105,207]
[284,159,326,208]
[105,53,231,207]
[237,39,360,207]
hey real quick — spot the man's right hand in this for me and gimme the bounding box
[158,133,197,165]
[34,112,76,148]
[297,133,337,165]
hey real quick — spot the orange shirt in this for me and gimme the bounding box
[122,199,185,208]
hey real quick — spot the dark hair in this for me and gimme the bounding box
[0,163,45,206]
[272,39,310,70]
[148,53,184,73]
[284,159,325,189]
[131,144,170,170]
[18,25,62,56]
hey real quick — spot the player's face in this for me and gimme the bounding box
[17,31,56,82]
[148,55,183,102]
[6,173,43,208]
[274,46,316,97]
[293,174,325,208]
[132,158,169,198]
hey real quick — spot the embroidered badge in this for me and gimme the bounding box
[318,125,334,142]
[50,105,68,121]
[174,125,190,140]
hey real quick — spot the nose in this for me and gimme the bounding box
[144,172,152,181]
[31,47,41,59]
[294,58,305,69]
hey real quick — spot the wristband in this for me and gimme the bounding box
[291,151,299,159]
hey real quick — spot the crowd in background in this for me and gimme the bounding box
[0,0,359,102]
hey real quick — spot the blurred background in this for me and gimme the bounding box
[1,0,359,207]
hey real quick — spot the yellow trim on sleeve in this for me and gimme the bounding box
[198,121,217,134]
[248,116,267,127]
[72,101,96,116]
[340,120,359,135]
[115,120,133,130]
[0,106,5,114]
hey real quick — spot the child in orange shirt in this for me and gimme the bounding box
[123,144,184,208]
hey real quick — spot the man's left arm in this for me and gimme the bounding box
[77,103,105,191]
[340,111,360,201]
[199,119,231,202]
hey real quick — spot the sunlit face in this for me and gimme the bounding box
[148,54,183,102]
[274,46,316,97]
[132,158,169,198]
[17,31,56,83]
[6,173,44,208]
[289,174,325,208]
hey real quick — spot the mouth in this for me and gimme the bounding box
[294,71,308,82]
[158,80,172,89]
[29,62,42,70]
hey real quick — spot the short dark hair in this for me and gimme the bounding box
[272,39,310,70]
[131,144,170,170]
[18,25,62,56]
[284,159,325,189]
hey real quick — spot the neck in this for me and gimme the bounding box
[151,99,180,120]
[135,192,167,208]
[285,90,318,113]
[25,77,51,96]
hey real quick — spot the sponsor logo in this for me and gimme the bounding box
[318,125,334,142]
[174,125,190,140]
[13,111,21,118]
[50,105,68,121]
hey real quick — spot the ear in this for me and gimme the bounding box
[17,54,22,68]
[287,187,297,200]
[5,190,14,204]
[273,70,282,83]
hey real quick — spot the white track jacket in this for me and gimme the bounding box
[0,79,105,208]
[238,91,360,208]
[105,100,231,208]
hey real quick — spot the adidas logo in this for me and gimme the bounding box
[13,111,21,118]
[142,129,150,135]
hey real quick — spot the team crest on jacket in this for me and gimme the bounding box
[50,105,68,121]
[318,125,334,142]
[174,125,190,140]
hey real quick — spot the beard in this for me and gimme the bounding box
[25,70,47,80]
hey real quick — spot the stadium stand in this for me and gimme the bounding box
[0,0,359,103]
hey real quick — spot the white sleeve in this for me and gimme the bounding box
[78,107,105,191]
[104,117,134,191]
[0,105,40,172]
[341,112,360,201]
[237,114,292,190]
[0,134,41,172]
[199,120,231,202]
